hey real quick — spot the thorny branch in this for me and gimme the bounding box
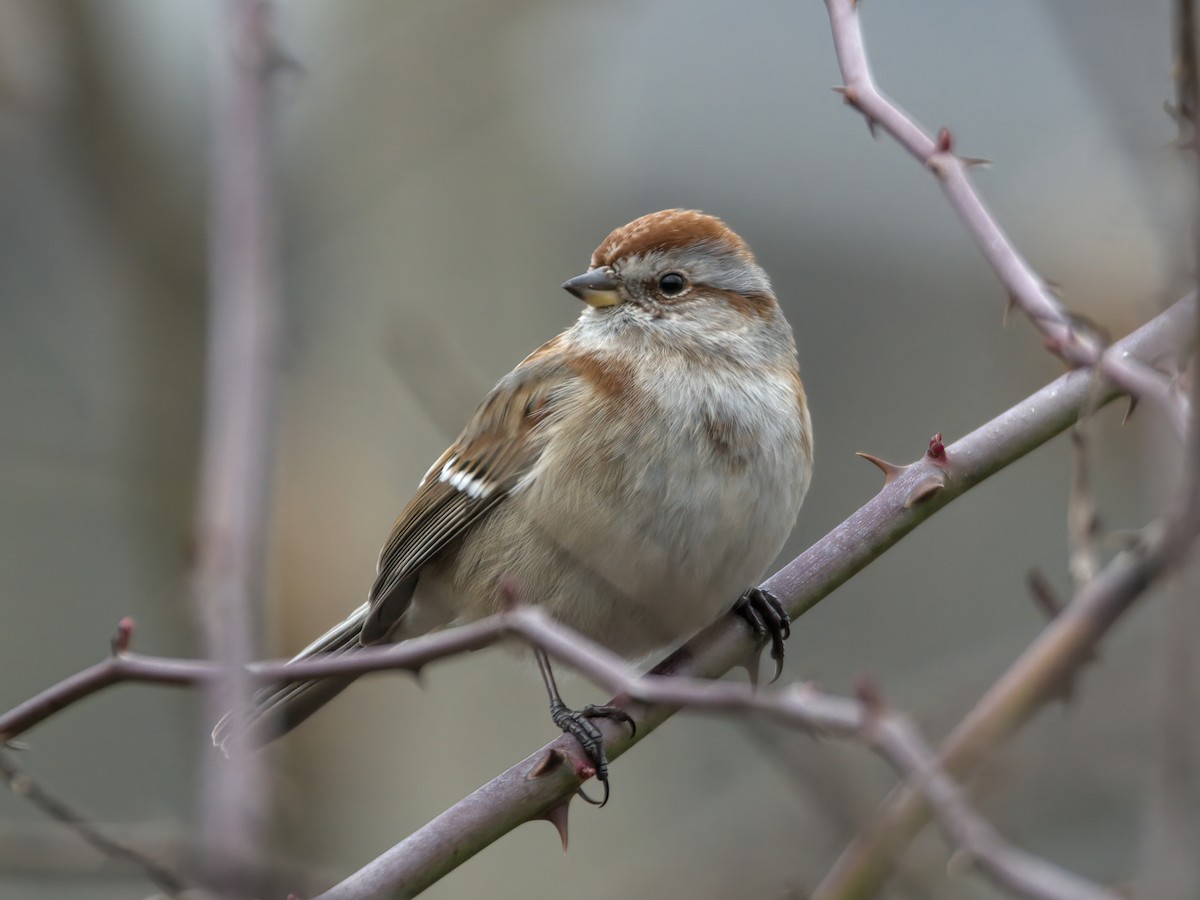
[810,3,1200,898]
[314,296,1193,899]
[314,619,1123,900]
[0,751,189,896]
[0,296,1191,898]
[823,0,1190,439]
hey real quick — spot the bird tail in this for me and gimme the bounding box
[211,603,370,755]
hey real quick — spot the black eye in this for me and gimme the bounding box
[657,272,687,296]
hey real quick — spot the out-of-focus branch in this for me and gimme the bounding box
[823,0,1190,439]
[2,296,1190,897]
[0,296,1189,896]
[1137,6,1200,897]
[0,613,1121,900]
[313,296,1194,899]
[0,751,189,896]
[195,0,283,892]
[814,494,1200,899]
[0,299,1186,751]
[846,682,1119,900]
[1067,426,1102,589]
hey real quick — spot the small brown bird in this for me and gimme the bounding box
[214,210,813,798]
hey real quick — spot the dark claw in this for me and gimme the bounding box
[578,703,637,739]
[734,587,792,683]
[550,702,632,807]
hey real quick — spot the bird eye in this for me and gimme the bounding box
[657,272,687,297]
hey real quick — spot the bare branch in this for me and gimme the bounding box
[823,0,1189,439]
[1067,425,1102,589]
[850,684,1119,900]
[0,296,1190,897]
[1,298,1189,747]
[812,505,1200,899]
[195,0,284,891]
[301,613,1120,900]
[314,296,1195,899]
[0,751,190,896]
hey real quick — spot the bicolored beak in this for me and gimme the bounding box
[561,268,621,308]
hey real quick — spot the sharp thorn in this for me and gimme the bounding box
[1121,395,1138,425]
[856,452,906,484]
[737,651,762,689]
[1026,569,1064,620]
[538,798,572,851]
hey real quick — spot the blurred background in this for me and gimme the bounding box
[0,1,1195,898]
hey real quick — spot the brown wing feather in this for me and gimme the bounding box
[360,336,575,643]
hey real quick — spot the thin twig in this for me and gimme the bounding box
[1067,425,1102,589]
[303,612,1119,900]
[196,0,283,892]
[0,751,190,896]
[313,296,1195,900]
[850,682,1120,900]
[0,298,1189,748]
[0,297,1191,897]
[823,0,1189,439]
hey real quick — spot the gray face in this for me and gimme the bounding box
[572,245,796,371]
[609,241,775,317]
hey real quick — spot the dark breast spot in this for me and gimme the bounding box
[703,412,755,471]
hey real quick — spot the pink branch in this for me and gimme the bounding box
[195,0,284,890]
[824,0,1189,438]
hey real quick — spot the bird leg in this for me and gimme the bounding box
[534,648,635,807]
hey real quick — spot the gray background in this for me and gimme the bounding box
[0,1,1193,898]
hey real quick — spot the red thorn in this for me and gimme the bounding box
[926,433,946,460]
[111,617,135,656]
[539,799,572,852]
[856,452,906,485]
[575,759,597,781]
[936,127,953,153]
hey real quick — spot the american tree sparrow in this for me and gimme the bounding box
[214,209,813,798]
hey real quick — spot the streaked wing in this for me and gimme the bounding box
[360,336,575,643]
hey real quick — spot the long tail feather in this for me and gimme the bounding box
[212,603,370,755]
